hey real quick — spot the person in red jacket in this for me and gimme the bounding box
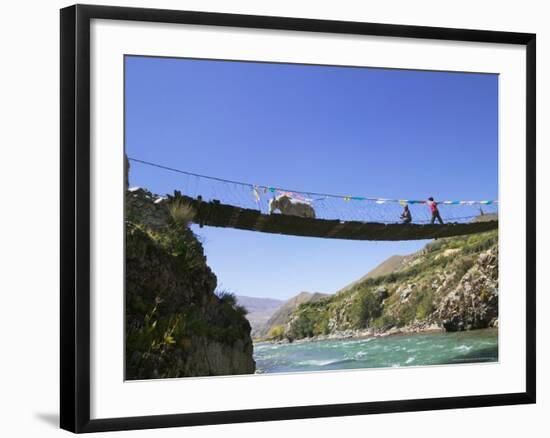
[428,197,444,224]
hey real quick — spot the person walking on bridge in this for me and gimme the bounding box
[428,197,444,224]
[400,204,412,224]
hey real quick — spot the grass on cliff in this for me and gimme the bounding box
[168,199,196,228]
[216,290,249,318]
[125,208,252,379]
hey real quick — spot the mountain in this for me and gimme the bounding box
[236,295,284,314]
[336,255,408,295]
[236,295,284,337]
[280,230,498,341]
[259,291,329,338]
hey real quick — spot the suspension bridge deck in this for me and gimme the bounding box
[183,195,497,241]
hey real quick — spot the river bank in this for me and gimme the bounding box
[256,320,445,345]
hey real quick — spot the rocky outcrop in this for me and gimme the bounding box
[125,188,255,379]
[126,187,170,230]
[436,246,498,331]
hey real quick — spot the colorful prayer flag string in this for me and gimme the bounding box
[253,183,497,207]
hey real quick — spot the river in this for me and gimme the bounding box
[253,328,498,374]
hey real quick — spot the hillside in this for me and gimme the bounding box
[336,254,407,295]
[236,295,284,337]
[258,292,328,338]
[279,230,498,341]
[125,188,255,379]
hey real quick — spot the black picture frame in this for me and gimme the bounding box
[60,4,536,433]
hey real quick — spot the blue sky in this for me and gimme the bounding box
[125,56,498,300]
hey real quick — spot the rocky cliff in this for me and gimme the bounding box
[125,188,255,379]
[282,230,498,341]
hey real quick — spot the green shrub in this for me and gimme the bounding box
[415,290,435,320]
[313,318,330,336]
[349,290,383,328]
[267,325,286,340]
[217,290,248,317]
[454,256,475,277]
[287,307,329,339]
[373,314,397,329]
[126,302,183,377]
[217,290,237,306]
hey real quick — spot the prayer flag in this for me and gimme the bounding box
[253,186,261,202]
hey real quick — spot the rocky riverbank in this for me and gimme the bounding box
[261,320,444,345]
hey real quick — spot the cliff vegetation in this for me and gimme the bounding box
[125,189,255,379]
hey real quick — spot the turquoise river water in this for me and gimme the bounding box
[254,328,498,374]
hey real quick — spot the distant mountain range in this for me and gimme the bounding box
[235,295,284,337]
[236,292,329,338]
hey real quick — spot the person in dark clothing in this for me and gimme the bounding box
[428,197,444,224]
[400,204,412,224]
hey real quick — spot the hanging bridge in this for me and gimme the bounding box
[129,158,498,241]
